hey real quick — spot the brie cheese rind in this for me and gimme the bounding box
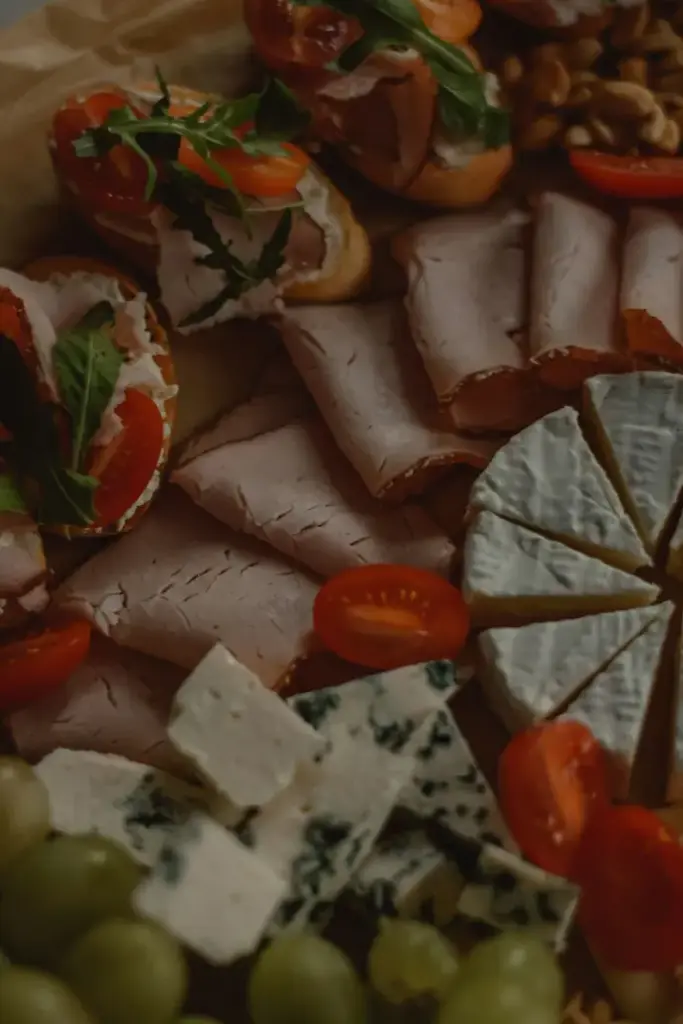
[584,371,683,551]
[55,489,318,687]
[558,603,673,800]
[468,407,648,571]
[463,511,659,621]
[479,605,663,733]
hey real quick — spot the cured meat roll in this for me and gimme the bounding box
[55,489,319,688]
[530,193,627,389]
[279,301,500,500]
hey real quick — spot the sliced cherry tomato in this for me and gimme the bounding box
[498,720,610,879]
[51,91,155,216]
[0,620,91,712]
[575,805,683,971]
[178,135,310,197]
[570,150,683,199]
[313,564,470,671]
[244,0,361,71]
[415,0,482,43]
[88,389,164,529]
[0,287,37,375]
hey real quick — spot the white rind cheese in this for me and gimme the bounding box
[585,372,683,551]
[168,645,324,808]
[479,605,663,732]
[463,511,659,618]
[468,407,648,571]
[559,603,673,799]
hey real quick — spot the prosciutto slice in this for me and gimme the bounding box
[530,193,627,389]
[55,489,318,688]
[280,301,499,500]
[620,207,683,369]
[9,636,186,776]
[0,516,48,628]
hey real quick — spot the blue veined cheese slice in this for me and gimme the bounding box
[167,645,325,808]
[479,604,664,733]
[558,604,673,800]
[463,512,659,620]
[584,372,683,552]
[237,724,416,932]
[468,408,648,572]
[288,660,467,755]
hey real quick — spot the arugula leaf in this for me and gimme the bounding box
[151,66,172,118]
[53,302,123,472]
[254,78,310,140]
[0,473,28,515]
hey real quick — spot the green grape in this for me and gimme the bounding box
[0,966,95,1023]
[59,917,187,1024]
[437,970,561,1024]
[0,757,51,875]
[458,932,563,1012]
[249,932,368,1024]
[367,918,459,1005]
[0,834,142,965]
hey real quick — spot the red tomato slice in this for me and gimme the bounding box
[51,91,156,216]
[178,134,310,197]
[0,287,37,375]
[313,564,470,671]
[0,620,91,713]
[498,720,610,879]
[575,805,683,971]
[88,389,164,529]
[570,150,683,199]
[416,0,482,43]
[244,0,362,71]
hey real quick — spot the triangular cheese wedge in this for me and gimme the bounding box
[469,408,648,571]
[463,512,659,621]
[559,603,673,799]
[584,372,683,551]
[479,605,664,732]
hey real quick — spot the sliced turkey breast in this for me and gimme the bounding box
[0,515,48,628]
[621,207,683,369]
[530,193,627,389]
[9,635,186,775]
[55,489,318,688]
[173,413,456,579]
[279,301,500,500]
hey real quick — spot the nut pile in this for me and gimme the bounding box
[501,3,683,154]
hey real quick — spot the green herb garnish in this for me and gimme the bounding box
[0,472,29,515]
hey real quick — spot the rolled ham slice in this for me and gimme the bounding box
[621,207,683,369]
[55,489,318,688]
[279,301,500,500]
[530,193,627,389]
[0,515,48,628]
[392,207,547,431]
[9,636,186,776]
[173,414,456,579]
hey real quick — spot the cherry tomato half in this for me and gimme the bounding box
[88,389,165,529]
[575,805,683,972]
[244,0,361,71]
[415,0,482,43]
[498,720,610,879]
[570,150,683,199]
[178,133,310,198]
[0,620,91,713]
[313,564,470,671]
[0,287,37,376]
[51,91,155,216]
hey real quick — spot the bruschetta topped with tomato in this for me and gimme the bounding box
[245,0,513,208]
[0,256,176,538]
[49,76,371,332]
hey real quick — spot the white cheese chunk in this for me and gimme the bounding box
[168,645,325,808]
[479,605,664,732]
[134,812,286,965]
[468,407,648,571]
[585,372,683,551]
[558,604,672,799]
[463,511,659,619]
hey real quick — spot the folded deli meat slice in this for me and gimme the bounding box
[280,302,500,499]
[9,636,186,775]
[463,511,659,623]
[621,207,683,368]
[530,193,626,389]
[0,515,49,627]
[479,605,663,733]
[174,415,455,579]
[55,489,318,687]
[558,604,672,800]
[585,371,683,551]
[468,407,648,571]
[392,208,542,431]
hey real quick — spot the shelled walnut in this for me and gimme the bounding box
[500,2,683,155]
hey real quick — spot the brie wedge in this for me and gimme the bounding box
[468,407,648,571]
